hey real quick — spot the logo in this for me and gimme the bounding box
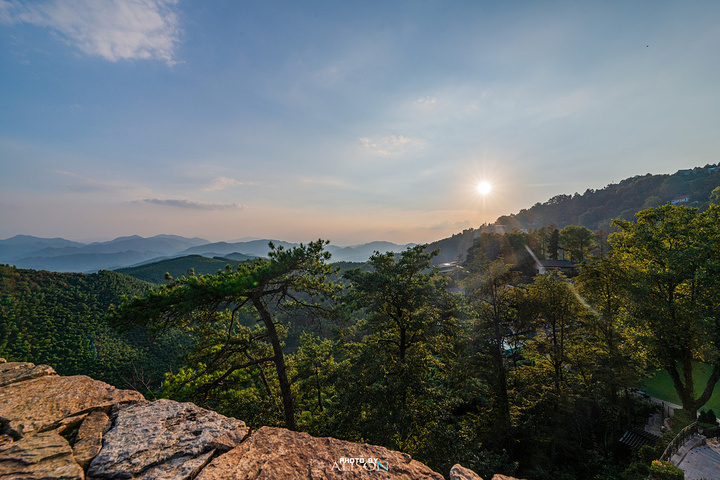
[331,457,390,472]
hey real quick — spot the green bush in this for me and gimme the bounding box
[648,460,684,480]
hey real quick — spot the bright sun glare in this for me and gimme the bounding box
[477,181,492,195]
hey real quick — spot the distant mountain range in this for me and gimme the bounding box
[4,165,718,273]
[0,234,415,273]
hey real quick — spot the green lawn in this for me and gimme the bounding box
[642,362,720,417]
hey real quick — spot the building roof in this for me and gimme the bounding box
[619,428,661,449]
[536,260,574,268]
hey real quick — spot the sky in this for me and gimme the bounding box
[2,0,720,245]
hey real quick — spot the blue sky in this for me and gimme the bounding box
[2,1,719,245]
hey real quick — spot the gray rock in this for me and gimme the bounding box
[450,463,484,480]
[135,450,215,480]
[0,362,56,388]
[0,429,84,480]
[73,410,110,470]
[88,399,248,479]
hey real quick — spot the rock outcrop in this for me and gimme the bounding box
[0,358,523,480]
[450,463,484,480]
[0,429,84,480]
[196,425,445,480]
[87,399,249,479]
[0,362,143,438]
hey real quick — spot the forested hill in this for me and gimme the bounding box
[0,266,181,390]
[424,164,720,264]
[115,254,252,284]
[496,164,720,231]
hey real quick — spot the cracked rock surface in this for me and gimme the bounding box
[0,429,84,480]
[0,373,143,437]
[196,425,446,480]
[87,399,249,480]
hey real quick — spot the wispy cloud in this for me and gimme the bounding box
[203,176,253,191]
[0,0,181,64]
[415,96,438,106]
[359,135,423,157]
[140,198,243,210]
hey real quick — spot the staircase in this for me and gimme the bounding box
[677,440,720,480]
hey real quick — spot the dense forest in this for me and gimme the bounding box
[3,204,720,479]
[115,254,247,284]
[0,267,184,390]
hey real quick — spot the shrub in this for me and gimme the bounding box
[648,460,684,480]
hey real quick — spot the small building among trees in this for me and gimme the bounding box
[534,259,576,276]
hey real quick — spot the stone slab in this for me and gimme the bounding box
[196,425,445,480]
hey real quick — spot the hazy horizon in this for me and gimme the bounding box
[0,232,422,249]
[3,1,719,245]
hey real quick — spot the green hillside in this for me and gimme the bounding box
[0,265,183,391]
[115,254,249,284]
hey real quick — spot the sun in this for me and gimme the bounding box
[476,181,492,195]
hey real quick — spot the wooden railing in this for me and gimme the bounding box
[659,421,698,463]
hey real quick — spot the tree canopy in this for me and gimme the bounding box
[612,204,720,416]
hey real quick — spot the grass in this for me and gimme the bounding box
[642,361,720,417]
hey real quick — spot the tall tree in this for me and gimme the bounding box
[575,257,637,400]
[338,245,460,454]
[612,205,720,417]
[110,240,337,430]
[559,225,595,263]
[463,258,516,448]
[549,228,560,260]
[515,272,584,465]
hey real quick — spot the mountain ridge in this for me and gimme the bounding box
[4,164,718,272]
[0,236,416,273]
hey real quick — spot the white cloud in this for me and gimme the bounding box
[359,135,423,157]
[1,0,181,64]
[141,198,243,210]
[415,96,438,106]
[203,176,252,191]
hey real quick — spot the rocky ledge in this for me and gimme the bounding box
[0,358,523,480]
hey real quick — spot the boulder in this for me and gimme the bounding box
[0,429,84,480]
[450,463,484,479]
[87,399,249,480]
[0,374,143,437]
[492,475,526,480]
[72,410,110,470]
[0,362,56,388]
[196,425,446,480]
